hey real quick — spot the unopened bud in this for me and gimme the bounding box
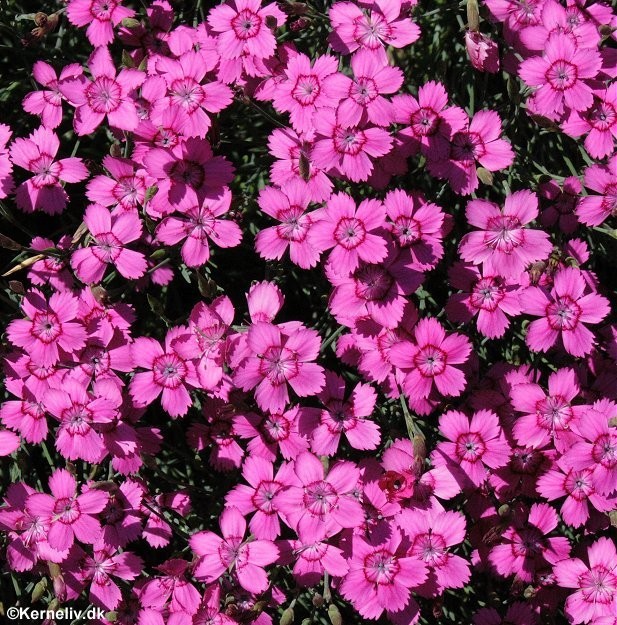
[280,607,294,625]
[327,604,342,625]
[466,0,480,32]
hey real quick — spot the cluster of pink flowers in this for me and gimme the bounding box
[0,1,616,625]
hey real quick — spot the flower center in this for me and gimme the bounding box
[231,9,262,39]
[86,77,122,114]
[455,432,487,462]
[31,312,61,343]
[545,296,582,331]
[354,264,394,301]
[546,60,578,90]
[334,216,367,250]
[414,344,447,377]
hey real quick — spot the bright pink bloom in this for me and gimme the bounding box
[390,318,472,400]
[433,409,511,487]
[154,52,233,138]
[272,53,342,134]
[234,322,325,412]
[274,451,363,538]
[488,503,570,582]
[156,189,242,267]
[71,204,147,283]
[10,126,89,214]
[190,506,279,594]
[25,469,108,551]
[329,0,420,56]
[465,31,500,73]
[0,380,48,445]
[129,330,200,418]
[429,110,514,195]
[0,124,13,199]
[510,368,585,452]
[81,546,143,610]
[28,236,74,292]
[447,263,522,338]
[67,0,135,46]
[576,154,617,226]
[459,190,553,278]
[399,509,470,596]
[310,192,388,274]
[335,49,403,126]
[225,456,291,540]
[208,0,284,61]
[564,402,617,496]
[384,189,446,269]
[340,524,427,623]
[392,81,468,161]
[255,182,321,269]
[6,290,86,367]
[306,371,380,456]
[44,380,119,463]
[561,85,617,159]
[522,267,610,357]
[59,46,145,136]
[267,127,333,202]
[553,538,617,623]
[312,107,393,182]
[86,156,152,212]
[23,62,83,129]
[519,33,602,118]
[0,430,19,456]
[536,457,616,527]
[99,480,143,548]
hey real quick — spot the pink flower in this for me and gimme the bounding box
[307,371,381,456]
[329,0,420,56]
[488,503,570,582]
[328,244,423,328]
[553,537,617,623]
[390,318,472,400]
[431,110,514,195]
[0,124,14,199]
[522,266,610,357]
[0,380,48,444]
[255,182,321,269]
[519,33,602,118]
[459,190,553,278]
[28,236,74,292]
[25,469,108,551]
[312,107,393,182]
[335,49,403,126]
[576,154,617,226]
[208,0,283,62]
[509,368,585,452]
[129,330,201,418]
[384,189,446,269]
[156,189,242,268]
[433,409,511,487]
[399,509,470,596]
[190,506,279,594]
[154,52,233,138]
[340,524,427,622]
[7,290,86,367]
[71,204,147,283]
[447,263,523,338]
[59,47,145,136]
[563,402,617,496]
[143,138,234,213]
[81,546,143,610]
[86,156,152,212]
[392,81,468,161]
[67,0,135,46]
[10,126,89,214]
[561,85,617,159]
[23,62,83,129]
[310,192,388,274]
[0,430,19,456]
[225,455,291,540]
[536,457,616,527]
[272,53,342,134]
[234,322,325,412]
[43,380,118,463]
[267,127,333,202]
[465,31,500,73]
[274,451,363,538]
